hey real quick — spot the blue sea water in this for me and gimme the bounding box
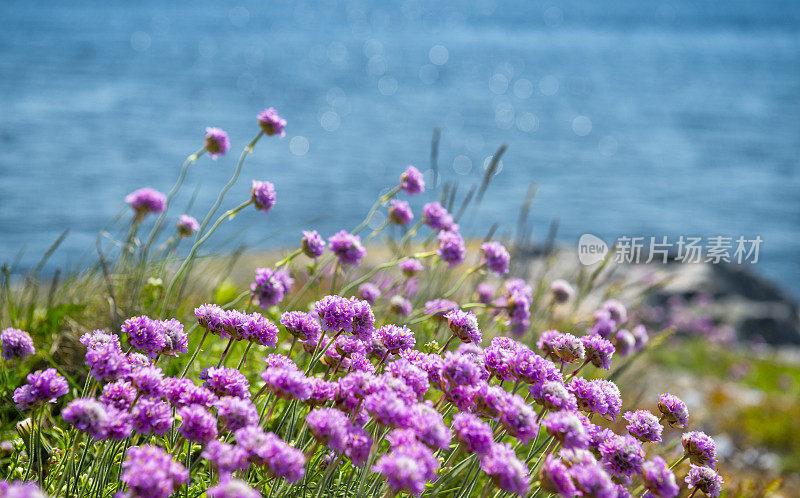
[0,0,798,296]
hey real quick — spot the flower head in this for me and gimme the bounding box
[85,343,131,381]
[307,407,350,451]
[452,412,494,455]
[422,202,454,231]
[176,215,199,237]
[658,393,689,428]
[1,328,35,359]
[201,367,250,399]
[280,311,321,342]
[376,325,415,354]
[250,180,276,214]
[204,127,230,158]
[207,478,260,498]
[623,409,663,443]
[480,242,510,274]
[480,443,530,496]
[177,404,218,443]
[399,258,424,277]
[260,367,311,401]
[549,279,575,303]
[257,108,286,137]
[195,304,226,336]
[216,396,258,432]
[358,283,381,304]
[685,465,723,497]
[581,334,615,370]
[682,431,717,468]
[389,199,414,225]
[63,398,109,439]
[400,165,425,196]
[444,309,481,344]
[121,445,188,498]
[598,434,646,481]
[543,411,588,449]
[642,456,680,498]
[301,230,325,258]
[539,455,578,497]
[202,440,250,476]
[132,398,173,436]
[437,229,466,267]
[125,188,166,220]
[100,380,137,410]
[251,267,293,309]
[13,368,69,410]
[122,315,166,355]
[390,295,412,316]
[328,230,366,266]
[601,299,627,324]
[129,365,165,398]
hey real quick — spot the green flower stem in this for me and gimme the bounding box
[179,328,208,379]
[275,248,303,268]
[442,263,485,299]
[236,341,254,370]
[351,186,401,236]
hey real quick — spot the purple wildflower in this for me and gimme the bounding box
[1,328,35,359]
[476,283,495,304]
[544,411,588,449]
[344,425,373,465]
[364,390,412,429]
[623,409,663,443]
[632,324,649,352]
[591,317,617,339]
[235,427,305,482]
[307,377,337,406]
[85,343,131,381]
[250,180,276,214]
[0,480,47,497]
[216,396,258,432]
[613,329,636,356]
[452,412,494,455]
[682,431,718,468]
[13,368,69,411]
[202,440,250,476]
[424,299,459,318]
[596,380,622,421]
[480,241,510,274]
[328,230,366,266]
[685,465,723,498]
[601,299,628,324]
[480,443,530,496]
[658,393,689,428]
[568,377,609,417]
[376,324,415,354]
[257,107,286,137]
[358,282,381,304]
[201,367,250,399]
[512,348,562,386]
[123,315,166,354]
[530,381,578,412]
[280,311,321,342]
[102,406,133,440]
[581,334,615,370]
[400,165,425,195]
[301,230,325,258]
[120,445,188,498]
[641,456,680,498]
[484,336,521,382]
[260,367,311,401]
[129,366,165,398]
[387,359,429,400]
[549,279,575,303]
[307,407,350,451]
[389,199,414,225]
[62,398,109,439]
[570,462,617,498]
[436,229,466,267]
[176,215,199,237]
[540,455,579,497]
[177,404,218,443]
[399,258,424,277]
[163,378,217,408]
[442,350,484,387]
[410,403,452,450]
[132,398,173,436]
[251,267,293,308]
[80,329,120,350]
[159,318,188,356]
[444,309,481,345]
[204,127,230,158]
[422,201,454,231]
[100,380,137,410]
[500,394,539,443]
[125,188,166,220]
[315,295,354,333]
[207,478,260,498]
[241,313,279,347]
[599,434,646,481]
[389,295,412,317]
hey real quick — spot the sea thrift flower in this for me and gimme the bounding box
[422,201,454,231]
[685,465,723,497]
[599,434,646,480]
[164,378,217,408]
[623,409,663,443]
[581,335,615,370]
[301,230,325,258]
[85,343,131,381]
[263,354,298,371]
[632,324,650,352]
[260,367,311,401]
[500,395,539,443]
[0,480,47,497]
[344,425,373,465]
[437,229,466,267]
[452,412,494,455]
[544,411,588,449]
[613,329,636,356]
[682,431,718,468]
[540,455,578,497]
[480,443,530,496]
[257,107,286,137]
[235,427,305,482]
[364,390,412,428]
[484,336,520,382]
[100,380,137,410]
[250,180,276,214]
[195,304,226,336]
[1,328,34,359]
[280,311,321,342]
[204,127,230,158]
[512,348,562,386]
[216,396,259,432]
[251,267,293,308]
[590,317,616,339]
[80,329,120,350]
[122,315,166,354]
[102,406,133,440]
[390,295,412,316]
[569,377,609,416]
[602,299,628,324]
[132,398,173,436]
[207,478,260,498]
[201,367,250,399]
[597,380,622,421]
[549,279,575,303]
[389,199,414,225]
[476,283,495,304]
[159,318,188,356]
[530,381,578,412]
[121,445,188,498]
[444,309,481,344]
[202,440,250,476]
[388,359,429,400]
[176,215,199,237]
[641,456,680,498]
[480,241,510,274]
[62,398,109,439]
[400,165,425,195]
[328,230,366,266]
[372,449,429,496]
[376,324,415,354]
[307,407,349,451]
[399,258,424,277]
[410,403,452,450]
[129,366,165,398]
[442,351,484,387]
[13,368,69,410]
[424,298,459,318]
[177,404,218,443]
[658,393,689,428]
[358,282,381,304]
[125,187,166,220]
[241,313,279,347]
[552,333,586,364]
[570,462,617,498]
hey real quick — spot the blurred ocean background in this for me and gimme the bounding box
[0,0,798,295]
